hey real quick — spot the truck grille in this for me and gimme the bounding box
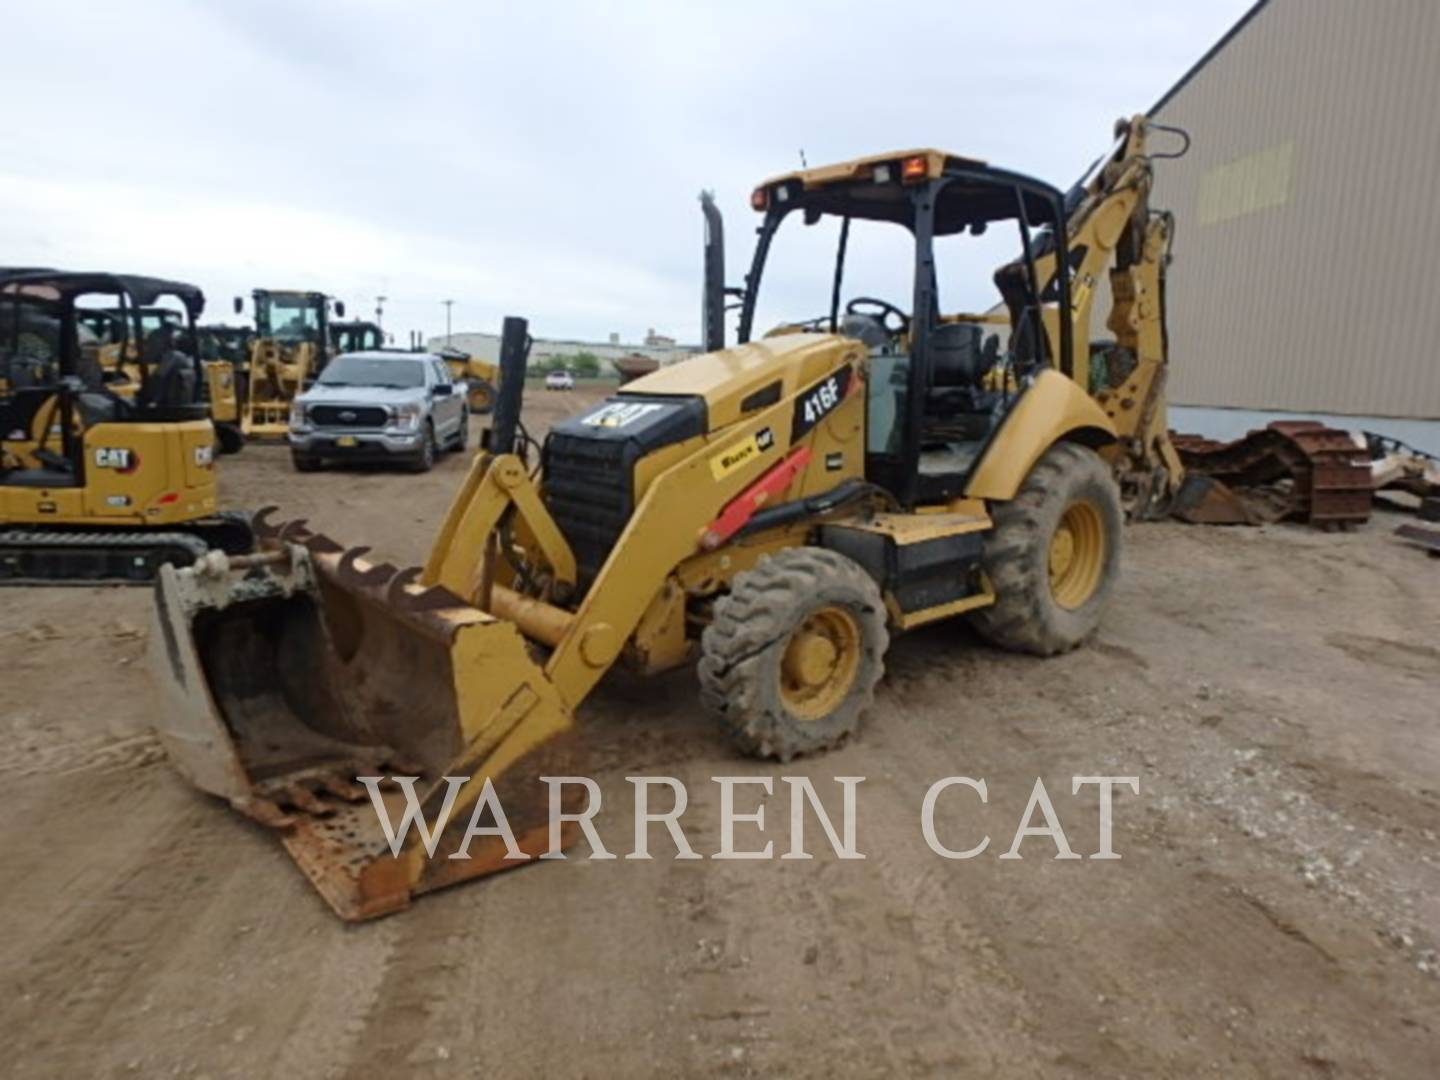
[309,404,388,428]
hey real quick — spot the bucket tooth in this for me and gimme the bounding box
[335,546,374,583]
[283,784,335,816]
[252,505,284,540]
[232,795,297,830]
[411,586,467,613]
[385,566,423,604]
[279,518,313,543]
[304,532,344,555]
[319,775,368,802]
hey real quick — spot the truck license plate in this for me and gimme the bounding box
[336,436,358,448]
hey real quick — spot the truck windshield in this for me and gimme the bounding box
[318,356,424,389]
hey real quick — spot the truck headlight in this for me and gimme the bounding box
[393,404,422,431]
[289,402,306,428]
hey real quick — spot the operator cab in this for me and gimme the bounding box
[717,150,1071,508]
[1,270,209,488]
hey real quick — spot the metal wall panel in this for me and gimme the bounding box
[1141,0,1440,418]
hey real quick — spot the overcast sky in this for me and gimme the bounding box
[2,0,1252,346]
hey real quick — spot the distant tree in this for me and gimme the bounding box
[570,351,602,377]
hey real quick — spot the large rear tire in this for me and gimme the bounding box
[468,379,496,415]
[699,547,888,761]
[970,441,1122,656]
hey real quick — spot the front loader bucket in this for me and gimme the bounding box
[149,512,580,920]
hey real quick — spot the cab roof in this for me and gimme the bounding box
[758,148,985,191]
[0,268,204,310]
[752,149,1063,236]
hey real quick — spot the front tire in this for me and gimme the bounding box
[291,452,321,472]
[699,548,889,761]
[408,422,437,472]
[970,441,1122,656]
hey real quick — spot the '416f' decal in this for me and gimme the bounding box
[790,365,853,443]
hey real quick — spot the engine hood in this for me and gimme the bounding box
[298,384,427,406]
[620,332,863,432]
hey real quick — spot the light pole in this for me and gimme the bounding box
[375,295,387,333]
[443,299,454,346]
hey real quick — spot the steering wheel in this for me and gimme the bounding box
[846,297,909,335]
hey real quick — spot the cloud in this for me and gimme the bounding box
[1,0,1254,345]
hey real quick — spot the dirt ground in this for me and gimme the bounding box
[1,384,1437,1078]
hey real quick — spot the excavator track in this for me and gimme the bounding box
[0,511,255,585]
[1172,421,1372,527]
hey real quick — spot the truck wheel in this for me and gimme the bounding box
[409,422,437,472]
[468,380,495,415]
[699,547,889,761]
[970,441,1122,655]
[291,452,321,473]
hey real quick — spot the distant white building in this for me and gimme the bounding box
[430,328,697,372]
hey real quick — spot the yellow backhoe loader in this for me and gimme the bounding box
[151,117,1191,919]
[2,269,254,581]
[234,288,343,438]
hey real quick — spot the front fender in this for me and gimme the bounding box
[965,370,1117,501]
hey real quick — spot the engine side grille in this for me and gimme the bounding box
[309,404,389,428]
[543,433,632,580]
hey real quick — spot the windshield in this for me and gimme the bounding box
[334,324,382,352]
[257,294,322,342]
[318,355,425,389]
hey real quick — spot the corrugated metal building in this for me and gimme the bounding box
[1136,0,1440,447]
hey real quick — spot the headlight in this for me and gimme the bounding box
[289,402,306,427]
[393,403,422,431]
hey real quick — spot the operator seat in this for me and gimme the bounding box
[140,348,197,409]
[839,313,890,352]
[921,323,1004,446]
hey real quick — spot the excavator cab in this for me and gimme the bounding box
[330,319,384,354]
[1,269,253,580]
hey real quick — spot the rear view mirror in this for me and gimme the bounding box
[334,300,346,318]
[432,383,453,397]
[233,296,243,315]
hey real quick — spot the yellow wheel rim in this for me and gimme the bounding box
[1049,500,1106,610]
[779,606,862,722]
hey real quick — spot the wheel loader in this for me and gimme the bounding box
[151,116,1191,919]
[233,288,344,438]
[438,346,501,415]
[1,269,254,581]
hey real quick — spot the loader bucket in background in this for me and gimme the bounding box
[1168,473,1260,525]
[149,511,581,921]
